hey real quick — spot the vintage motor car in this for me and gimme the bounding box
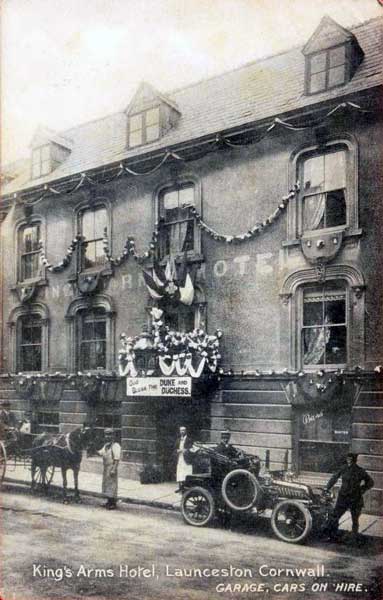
[180,444,333,544]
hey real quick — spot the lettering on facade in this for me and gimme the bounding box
[126,377,192,397]
[42,253,275,300]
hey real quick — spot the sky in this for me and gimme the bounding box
[1,0,382,165]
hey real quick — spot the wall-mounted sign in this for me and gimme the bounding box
[126,377,192,397]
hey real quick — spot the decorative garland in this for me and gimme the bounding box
[39,183,299,275]
[10,102,368,206]
[39,235,82,272]
[190,184,299,243]
[118,308,222,378]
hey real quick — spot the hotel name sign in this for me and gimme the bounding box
[126,377,192,397]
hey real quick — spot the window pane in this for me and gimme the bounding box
[130,114,142,131]
[303,327,326,365]
[325,297,346,324]
[129,130,142,147]
[303,300,323,326]
[32,163,41,178]
[95,320,106,339]
[32,148,41,166]
[181,220,194,252]
[303,194,325,230]
[303,155,324,190]
[31,324,42,343]
[83,242,96,268]
[41,145,50,161]
[146,124,160,142]
[309,71,326,93]
[179,186,195,207]
[329,46,346,67]
[82,320,94,340]
[82,210,94,240]
[326,325,347,364]
[328,65,346,87]
[94,208,107,237]
[22,255,33,280]
[325,190,346,227]
[310,52,326,74]
[324,151,346,191]
[164,190,179,211]
[146,108,159,126]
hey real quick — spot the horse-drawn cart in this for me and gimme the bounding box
[0,428,55,489]
[181,444,333,544]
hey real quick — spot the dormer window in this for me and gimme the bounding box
[32,145,51,178]
[303,17,364,96]
[128,107,160,148]
[307,45,347,94]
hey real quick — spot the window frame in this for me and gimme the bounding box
[8,303,49,373]
[299,281,348,369]
[65,295,115,373]
[31,144,52,179]
[17,221,42,283]
[155,176,202,261]
[286,138,359,243]
[280,266,365,371]
[305,43,350,95]
[128,106,161,148]
[77,307,108,371]
[75,201,112,274]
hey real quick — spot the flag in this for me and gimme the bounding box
[152,258,167,288]
[165,256,177,282]
[178,250,194,305]
[142,270,164,299]
[179,270,194,305]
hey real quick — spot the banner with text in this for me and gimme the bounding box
[126,377,192,397]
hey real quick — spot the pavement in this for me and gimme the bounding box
[3,463,383,539]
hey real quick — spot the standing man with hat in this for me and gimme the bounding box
[175,426,194,493]
[98,428,121,510]
[324,452,374,541]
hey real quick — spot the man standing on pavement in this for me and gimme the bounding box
[325,452,374,541]
[98,428,121,509]
[175,426,193,493]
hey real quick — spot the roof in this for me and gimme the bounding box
[2,16,382,197]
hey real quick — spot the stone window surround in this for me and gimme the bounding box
[73,197,113,274]
[65,294,116,372]
[7,302,50,373]
[14,214,46,287]
[285,136,361,246]
[153,173,203,261]
[280,265,365,370]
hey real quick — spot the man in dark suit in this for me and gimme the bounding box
[325,452,374,540]
[215,430,243,460]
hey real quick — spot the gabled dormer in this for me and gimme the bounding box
[30,126,73,179]
[302,16,364,95]
[125,82,181,149]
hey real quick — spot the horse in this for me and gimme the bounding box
[31,425,94,502]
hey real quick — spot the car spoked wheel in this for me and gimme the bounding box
[181,486,215,527]
[271,500,312,544]
[222,469,261,511]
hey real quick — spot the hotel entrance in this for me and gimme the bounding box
[155,396,209,481]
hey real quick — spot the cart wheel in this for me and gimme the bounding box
[34,465,55,489]
[271,500,312,544]
[181,486,216,527]
[222,469,261,511]
[0,442,7,485]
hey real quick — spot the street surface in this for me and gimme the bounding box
[0,484,382,600]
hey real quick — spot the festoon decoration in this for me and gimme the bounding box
[118,308,222,378]
[9,101,369,208]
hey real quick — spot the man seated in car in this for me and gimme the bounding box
[215,429,243,460]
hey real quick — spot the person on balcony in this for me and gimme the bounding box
[324,452,374,542]
[98,428,121,510]
[175,426,193,493]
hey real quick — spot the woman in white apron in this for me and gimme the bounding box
[175,426,193,492]
[98,428,121,509]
